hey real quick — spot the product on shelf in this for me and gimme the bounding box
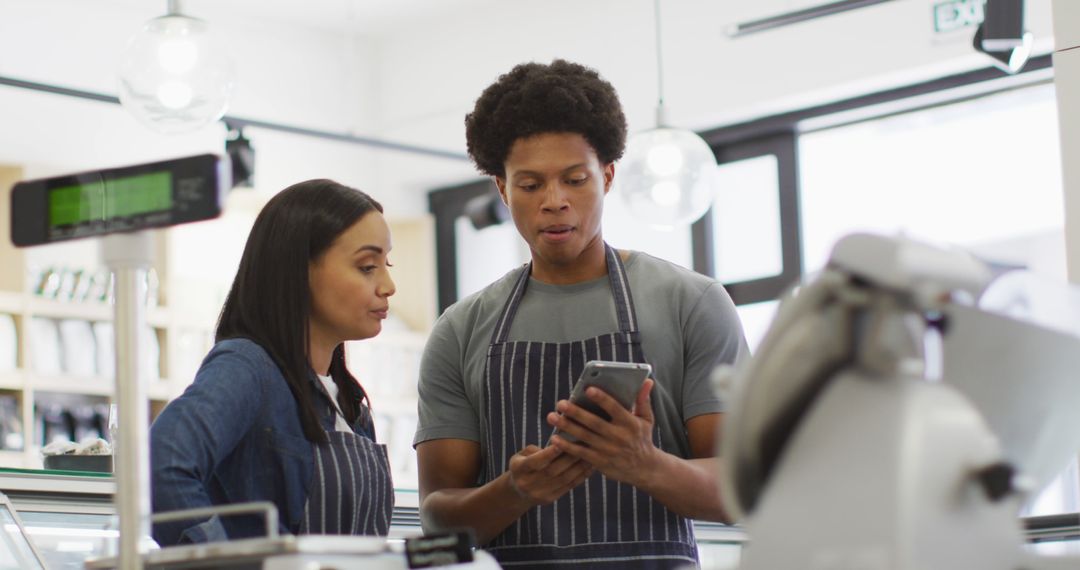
[92,322,114,379]
[58,320,96,377]
[36,403,70,446]
[28,318,62,375]
[0,395,23,451]
[0,314,15,372]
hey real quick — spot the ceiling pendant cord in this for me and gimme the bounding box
[616,0,721,229]
[654,0,668,127]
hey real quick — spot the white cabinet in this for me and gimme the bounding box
[0,164,202,468]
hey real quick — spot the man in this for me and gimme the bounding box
[414,59,748,569]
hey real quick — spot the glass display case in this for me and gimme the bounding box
[2,467,1076,569]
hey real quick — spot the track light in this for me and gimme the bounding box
[973,25,1033,75]
[463,193,509,230]
[225,124,255,188]
[981,0,1024,50]
[973,0,1032,75]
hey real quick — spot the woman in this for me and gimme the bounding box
[150,179,396,545]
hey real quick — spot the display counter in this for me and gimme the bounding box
[6,467,1080,569]
[0,467,746,568]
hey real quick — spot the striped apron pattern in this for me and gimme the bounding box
[481,244,698,569]
[300,405,394,535]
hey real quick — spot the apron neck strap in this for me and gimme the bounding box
[489,243,639,345]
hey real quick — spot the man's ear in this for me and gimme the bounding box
[603,162,615,195]
[495,176,509,205]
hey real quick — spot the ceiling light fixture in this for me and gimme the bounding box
[464,193,510,230]
[973,0,1032,75]
[225,122,255,188]
[974,25,1033,74]
[617,0,718,230]
[118,0,235,134]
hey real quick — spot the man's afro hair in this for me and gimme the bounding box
[465,59,628,178]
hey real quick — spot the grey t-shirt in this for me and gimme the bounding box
[414,250,748,459]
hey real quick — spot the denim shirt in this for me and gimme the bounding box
[150,338,376,546]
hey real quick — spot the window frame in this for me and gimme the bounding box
[691,131,803,305]
[428,178,501,314]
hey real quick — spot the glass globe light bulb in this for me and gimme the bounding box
[118,15,235,134]
[617,128,717,230]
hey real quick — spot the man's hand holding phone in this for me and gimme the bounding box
[547,361,664,488]
[505,445,594,508]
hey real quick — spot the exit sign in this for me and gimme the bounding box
[934,0,985,33]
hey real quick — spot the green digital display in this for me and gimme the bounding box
[48,171,173,228]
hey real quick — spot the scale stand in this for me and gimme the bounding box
[102,232,154,570]
[10,154,229,570]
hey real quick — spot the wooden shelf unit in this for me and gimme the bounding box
[0,163,435,488]
[0,164,187,469]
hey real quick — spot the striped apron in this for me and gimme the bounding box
[482,244,698,569]
[299,401,394,536]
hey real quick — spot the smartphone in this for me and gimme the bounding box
[550,360,652,444]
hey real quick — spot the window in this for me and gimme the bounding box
[692,131,803,314]
[799,82,1064,278]
[796,80,1075,517]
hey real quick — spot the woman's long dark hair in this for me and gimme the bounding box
[216,179,383,442]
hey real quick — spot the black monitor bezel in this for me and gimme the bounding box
[11,154,227,247]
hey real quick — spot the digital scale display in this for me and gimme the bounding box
[48,171,174,228]
[11,154,228,247]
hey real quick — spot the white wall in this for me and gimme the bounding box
[0,0,409,213]
[0,0,378,132]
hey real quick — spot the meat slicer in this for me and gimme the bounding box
[717,233,1080,569]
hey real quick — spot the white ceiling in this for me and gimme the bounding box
[108,0,832,38]
[110,0,495,36]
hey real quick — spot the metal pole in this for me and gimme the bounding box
[0,74,469,162]
[103,233,154,570]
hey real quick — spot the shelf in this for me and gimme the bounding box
[0,369,24,390]
[30,374,114,397]
[0,467,115,495]
[0,367,181,401]
[148,381,181,402]
[21,297,169,329]
[27,297,112,321]
[29,374,177,399]
[0,204,429,489]
[0,450,28,469]
[0,290,24,313]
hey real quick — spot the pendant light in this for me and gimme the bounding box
[118,0,235,134]
[617,0,718,230]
